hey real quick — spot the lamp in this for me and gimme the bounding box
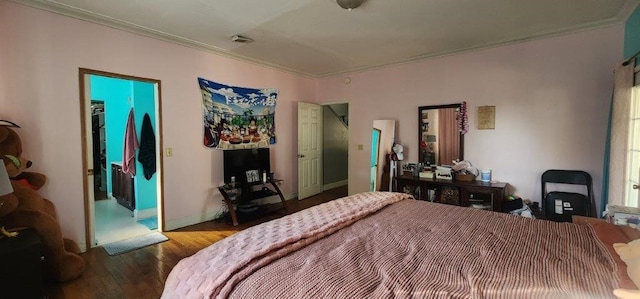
[337,0,366,10]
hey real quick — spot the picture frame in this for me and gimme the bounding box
[245,169,260,183]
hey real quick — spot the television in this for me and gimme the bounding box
[223,148,271,185]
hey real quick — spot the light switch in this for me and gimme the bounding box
[358,144,363,150]
[166,147,173,157]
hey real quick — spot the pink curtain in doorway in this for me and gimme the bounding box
[438,108,459,166]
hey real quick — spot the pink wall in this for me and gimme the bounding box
[0,0,625,249]
[317,25,623,211]
[0,1,314,249]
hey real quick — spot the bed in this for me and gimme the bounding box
[162,192,637,298]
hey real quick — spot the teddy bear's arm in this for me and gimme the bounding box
[15,172,46,190]
[0,193,18,217]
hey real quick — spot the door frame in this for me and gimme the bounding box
[78,68,165,248]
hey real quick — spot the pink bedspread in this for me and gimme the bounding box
[163,192,619,298]
[162,191,410,298]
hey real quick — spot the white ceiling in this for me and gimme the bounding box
[12,0,640,77]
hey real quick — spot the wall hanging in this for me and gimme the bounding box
[198,78,278,149]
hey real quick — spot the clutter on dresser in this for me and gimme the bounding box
[435,166,453,180]
[604,205,640,228]
[451,160,479,181]
[402,163,418,176]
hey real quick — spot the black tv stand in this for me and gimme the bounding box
[217,179,288,226]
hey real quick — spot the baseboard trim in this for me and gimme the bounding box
[324,179,348,191]
[164,192,296,231]
[134,207,157,220]
[164,211,219,231]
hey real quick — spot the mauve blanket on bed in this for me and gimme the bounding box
[162,192,410,298]
[163,192,618,298]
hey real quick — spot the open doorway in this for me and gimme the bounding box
[79,68,164,248]
[297,102,349,200]
[322,103,349,192]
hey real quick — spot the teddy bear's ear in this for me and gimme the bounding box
[0,127,9,143]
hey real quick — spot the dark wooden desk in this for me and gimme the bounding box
[395,175,508,212]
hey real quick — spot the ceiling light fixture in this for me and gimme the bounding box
[231,35,253,43]
[337,0,365,11]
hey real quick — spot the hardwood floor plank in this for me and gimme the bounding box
[44,186,347,298]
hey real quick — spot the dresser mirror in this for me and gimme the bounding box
[418,104,464,166]
[370,120,395,191]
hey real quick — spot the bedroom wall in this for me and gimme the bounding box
[0,1,315,250]
[317,25,624,212]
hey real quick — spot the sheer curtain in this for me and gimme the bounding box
[438,108,460,166]
[606,59,635,207]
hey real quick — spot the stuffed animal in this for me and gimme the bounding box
[0,126,84,282]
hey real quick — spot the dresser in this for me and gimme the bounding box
[111,162,135,211]
[395,175,508,212]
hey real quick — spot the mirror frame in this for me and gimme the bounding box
[371,120,396,191]
[418,103,464,165]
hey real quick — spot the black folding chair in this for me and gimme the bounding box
[541,170,595,222]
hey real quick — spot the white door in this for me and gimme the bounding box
[298,102,323,199]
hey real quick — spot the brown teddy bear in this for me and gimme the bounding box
[0,126,84,282]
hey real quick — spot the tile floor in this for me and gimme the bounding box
[94,198,154,246]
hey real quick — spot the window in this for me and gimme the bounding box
[625,78,640,207]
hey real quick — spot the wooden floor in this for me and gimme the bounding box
[44,185,348,299]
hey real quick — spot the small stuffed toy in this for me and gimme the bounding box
[0,190,18,238]
[0,152,18,238]
[0,126,84,282]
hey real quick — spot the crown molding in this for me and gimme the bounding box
[317,18,627,78]
[8,0,316,78]
[9,0,638,79]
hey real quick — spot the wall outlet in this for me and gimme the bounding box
[166,147,173,157]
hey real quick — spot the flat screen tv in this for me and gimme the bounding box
[223,148,271,185]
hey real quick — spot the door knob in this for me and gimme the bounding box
[297,154,305,158]
[634,184,639,190]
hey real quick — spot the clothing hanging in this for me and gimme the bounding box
[138,113,156,180]
[122,108,139,176]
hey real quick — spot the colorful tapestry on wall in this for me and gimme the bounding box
[199,78,277,149]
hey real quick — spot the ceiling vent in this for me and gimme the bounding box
[231,35,253,43]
